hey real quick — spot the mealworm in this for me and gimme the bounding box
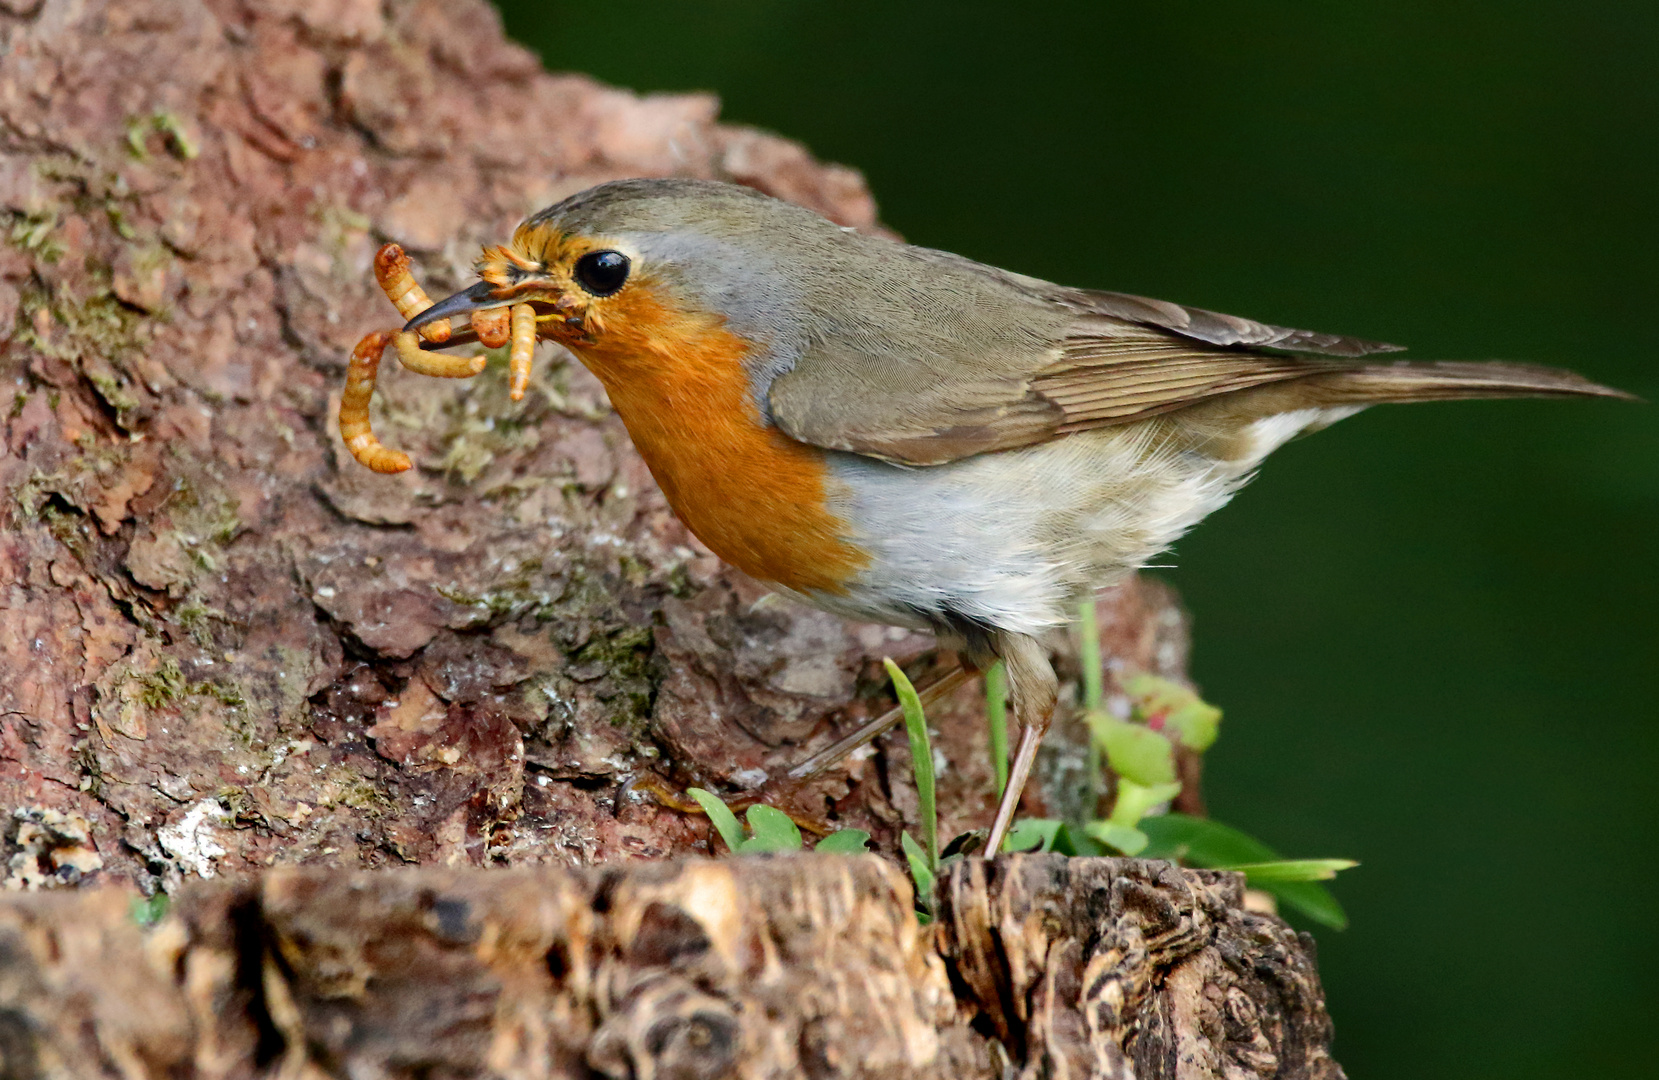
[509,302,536,401]
[373,243,450,343]
[339,330,411,474]
[392,331,486,378]
[472,305,510,349]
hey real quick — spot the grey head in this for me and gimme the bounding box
[519,178,1075,406]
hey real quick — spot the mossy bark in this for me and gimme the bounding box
[0,1,1340,1075]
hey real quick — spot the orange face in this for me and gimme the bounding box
[476,226,869,597]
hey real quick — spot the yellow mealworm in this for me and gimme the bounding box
[339,330,411,474]
[472,305,510,349]
[374,243,450,343]
[393,331,486,378]
[509,302,536,401]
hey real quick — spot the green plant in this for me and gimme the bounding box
[685,787,870,856]
[1001,599,1358,929]
[886,658,946,920]
[984,660,1009,801]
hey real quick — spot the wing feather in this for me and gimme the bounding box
[766,260,1405,465]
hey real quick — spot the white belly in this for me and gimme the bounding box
[802,407,1361,637]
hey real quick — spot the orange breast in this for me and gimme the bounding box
[568,284,867,596]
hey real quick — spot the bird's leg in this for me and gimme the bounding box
[786,661,972,781]
[983,633,1059,857]
[639,661,972,839]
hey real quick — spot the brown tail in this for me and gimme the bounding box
[1310,360,1638,405]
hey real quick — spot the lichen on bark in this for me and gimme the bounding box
[0,1,1342,1075]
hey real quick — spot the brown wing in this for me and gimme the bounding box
[1056,288,1404,357]
[1030,289,1406,431]
[767,273,1404,466]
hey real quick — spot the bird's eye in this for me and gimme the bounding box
[573,250,630,296]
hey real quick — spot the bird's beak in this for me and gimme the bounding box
[403,281,505,334]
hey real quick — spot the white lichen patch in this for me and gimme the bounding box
[157,799,231,879]
[5,807,103,890]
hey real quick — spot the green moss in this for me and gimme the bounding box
[174,599,229,647]
[8,209,63,262]
[126,112,198,162]
[323,767,396,817]
[434,558,561,625]
[39,501,93,563]
[137,658,186,708]
[574,624,658,727]
[14,470,66,522]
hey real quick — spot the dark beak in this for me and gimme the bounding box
[403,281,503,333]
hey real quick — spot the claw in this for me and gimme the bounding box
[629,774,835,837]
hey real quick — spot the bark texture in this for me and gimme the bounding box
[0,855,1340,1079]
[0,0,1343,1075]
[0,0,1194,892]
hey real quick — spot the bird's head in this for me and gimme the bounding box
[404,178,843,383]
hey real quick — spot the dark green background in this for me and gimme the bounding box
[493,2,1657,1074]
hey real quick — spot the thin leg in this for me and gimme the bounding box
[786,663,971,781]
[984,717,1048,856]
[982,632,1059,857]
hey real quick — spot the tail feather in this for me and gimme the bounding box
[1311,360,1638,405]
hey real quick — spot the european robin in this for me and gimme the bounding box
[363,178,1629,855]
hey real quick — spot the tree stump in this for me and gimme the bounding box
[0,0,1343,1075]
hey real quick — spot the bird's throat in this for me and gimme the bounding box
[567,288,867,596]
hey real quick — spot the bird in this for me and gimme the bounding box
[355,177,1630,856]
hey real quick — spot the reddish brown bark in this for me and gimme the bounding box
[0,2,1339,1075]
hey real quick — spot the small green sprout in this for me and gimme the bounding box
[885,658,946,921]
[813,828,873,854]
[985,661,1009,801]
[998,600,1357,930]
[685,787,869,855]
[130,892,169,927]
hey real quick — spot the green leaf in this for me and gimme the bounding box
[886,658,938,871]
[741,804,803,852]
[1077,599,1104,711]
[1139,812,1277,864]
[985,661,1009,801]
[814,828,872,854]
[1264,880,1351,930]
[686,787,746,854]
[1051,822,1107,857]
[1107,779,1183,828]
[1121,673,1222,752]
[1216,859,1358,882]
[130,892,170,927]
[1090,714,1177,786]
[1002,817,1062,853]
[1139,814,1352,930]
[901,830,936,904]
[1085,820,1149,856]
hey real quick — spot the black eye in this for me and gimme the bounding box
[573,250,630,296]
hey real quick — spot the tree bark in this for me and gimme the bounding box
[0,1,1342,1075]
[0,856,1339,1079]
